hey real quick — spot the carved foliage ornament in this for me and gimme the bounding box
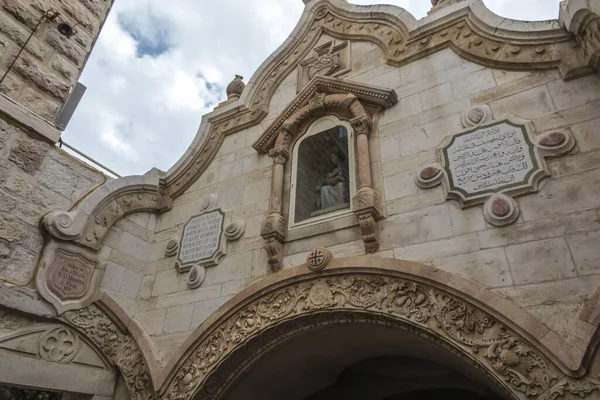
[62,305,156,400]
[163,274,559,400]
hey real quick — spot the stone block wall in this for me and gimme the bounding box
[120,39,600,360]
[0,116,104,316]
[0,0,111,120]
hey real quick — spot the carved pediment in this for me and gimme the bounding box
[252,76,398,154]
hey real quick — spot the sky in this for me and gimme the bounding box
[62,0,564,177]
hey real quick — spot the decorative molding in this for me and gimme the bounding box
[162,271,560,400]
[560,1,600,74]
[43,171,165,251]
[62,304,156,400]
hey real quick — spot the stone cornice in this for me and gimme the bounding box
[161,0,594,200]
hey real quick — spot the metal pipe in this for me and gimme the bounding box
[59,139,122,178]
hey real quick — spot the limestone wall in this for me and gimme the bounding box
[0,0,112,120]
[119,33,600,362]
[0,116,104,316]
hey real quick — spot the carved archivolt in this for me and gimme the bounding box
[61,304,156,400]
[162,271,561,400]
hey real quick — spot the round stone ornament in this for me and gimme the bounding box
[484,194,519,227]
[415,164,443,188]
[306,247,332,271]
[461,105,491,128]
[187,264,206,289]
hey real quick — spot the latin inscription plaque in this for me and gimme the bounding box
[47,251,91,300]
[442,120,542,200]
[177,209,225,270]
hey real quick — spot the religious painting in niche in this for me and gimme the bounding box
[293,125,351,223]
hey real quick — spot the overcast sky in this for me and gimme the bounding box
[62,0,563,177]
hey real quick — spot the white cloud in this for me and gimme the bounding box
[63,0,563,177]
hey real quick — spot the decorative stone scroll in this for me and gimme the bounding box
[176,209,226,273]
[416,116,575,226]
[36,245,105,314]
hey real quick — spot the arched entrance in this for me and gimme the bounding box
[222,321,508,400]
[162,259,562,400]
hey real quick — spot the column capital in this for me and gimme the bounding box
[268,147,290,165]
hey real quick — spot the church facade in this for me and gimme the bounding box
[1,0,600,399]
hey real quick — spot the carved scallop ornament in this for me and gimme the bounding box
[415,115,576,227]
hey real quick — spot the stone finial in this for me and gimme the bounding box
[226,75,245,100]
[429,0,466,14]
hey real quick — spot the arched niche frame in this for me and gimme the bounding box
[288,115,357,229]
[258,76,398,271]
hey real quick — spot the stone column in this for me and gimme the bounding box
[267,147,289,213]
[261,147,290,272]
[350,115,382,254]
[351,116,373,190]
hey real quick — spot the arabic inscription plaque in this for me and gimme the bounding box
[442,120,542,201]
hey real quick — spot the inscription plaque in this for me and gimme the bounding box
[47,251,92,301]
[177,209,225,271]
[441,119,545,204]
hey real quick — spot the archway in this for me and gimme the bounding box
[221,321,509,400]
[162,259,562,400]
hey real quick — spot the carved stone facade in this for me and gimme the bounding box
[2,1,600,400]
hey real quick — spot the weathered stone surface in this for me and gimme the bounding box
[44,29,86,66]
[4,174,34,198]
[191,296,231,330]
[0,190,18,212]
[121,268,143,299]
[506,238,577,284]
[380,205,454,249]
[13,56,70,100]
[432,248,513,288]
[2,0,38,29]
[163,304,193,334]
[0,248,36,283]
[134,308,166,336]
[0,216,28,244]
[18,88,62,120]
[567,230,600,275]
[0,13,46,60]
[51,56,77,80]
[100,262,125,292]
[9,133,50,174]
